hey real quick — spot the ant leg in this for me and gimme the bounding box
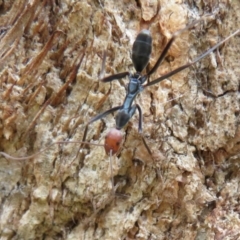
[146,15,239,80]
[73,106,122,167]
[141,136,152,156]
[136,104,143,133]
[101,72,129,82]
[81,106,122,149]
[109,149,115,194]
[144,29,240,88]
[0,141,106,161]
[136,104,152,155]
[146,17,209,77]
[88,106,122,124]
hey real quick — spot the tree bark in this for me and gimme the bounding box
[0,0,240,239]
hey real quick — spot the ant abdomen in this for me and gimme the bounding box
[132,29,152,73]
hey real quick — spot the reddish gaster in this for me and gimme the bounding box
[104,128,123,155]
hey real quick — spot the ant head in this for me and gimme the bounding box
[104,128,123,155]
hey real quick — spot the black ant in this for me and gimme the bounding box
[0,19,239,194]
[1,20,239,160]
[82,19,240,156]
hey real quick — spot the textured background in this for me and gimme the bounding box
[0,0,240,239]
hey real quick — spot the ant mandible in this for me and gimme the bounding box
[82,18,240,156]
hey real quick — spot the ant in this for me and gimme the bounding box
[0,18,239,194]
[82,19,240,156]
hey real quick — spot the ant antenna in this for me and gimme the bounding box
[0,139,120,193]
